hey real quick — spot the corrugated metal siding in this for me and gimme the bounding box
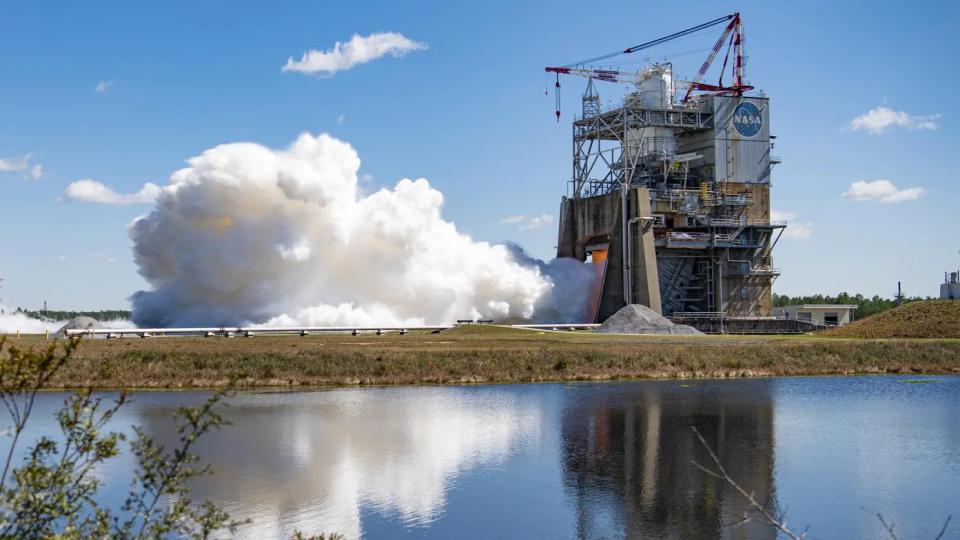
[713,96,771,184]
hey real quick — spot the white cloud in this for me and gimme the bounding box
[842,179,926,203]
[520,214,555,231]
[0,153,44,180]
[0,155,29,172]
[501,214,556,231]
[63,179,161,205]
[785,222,813,240]
[336,114,345,125]
[282,32,427,76]
[95,80,115,93]
[57,255,67,262]
[771,209,812,240]
[850,106,940,134]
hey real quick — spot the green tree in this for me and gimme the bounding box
[0,336,246,539]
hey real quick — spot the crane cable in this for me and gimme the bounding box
[563,14,734,68]
[549,13,737,120]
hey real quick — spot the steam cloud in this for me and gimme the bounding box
[130,133,594,327]
[0,307,62,334]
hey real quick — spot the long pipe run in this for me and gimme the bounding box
[64,323,600,338]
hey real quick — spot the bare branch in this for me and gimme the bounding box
[690,426,806,540]
[875,512,898,539]
[933,515,952,540]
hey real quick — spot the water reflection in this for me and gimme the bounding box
[560,381,777,539]
[68,377,958,539]
[135,388,542,538]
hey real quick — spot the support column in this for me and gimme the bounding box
[632,187,662,314]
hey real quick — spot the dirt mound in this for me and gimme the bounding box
[824,300,960,339]
[594,304,701,335]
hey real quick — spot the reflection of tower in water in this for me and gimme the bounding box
[561,380,776,539]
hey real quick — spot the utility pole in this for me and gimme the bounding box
[895,282,905,306]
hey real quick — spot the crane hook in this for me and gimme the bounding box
[555,74,561,122]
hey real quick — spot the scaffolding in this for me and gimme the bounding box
[556,64,785,321]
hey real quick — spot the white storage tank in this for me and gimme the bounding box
[623,64,676,164]
[941,271,960,299]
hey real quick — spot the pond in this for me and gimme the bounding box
[13,376,960,539]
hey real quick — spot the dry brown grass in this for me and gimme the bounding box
[824,300,960,339]
[3,325,958,389]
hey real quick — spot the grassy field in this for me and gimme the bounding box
[3,325,959,389]
[824,300,960,339]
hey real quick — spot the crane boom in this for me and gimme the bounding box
[681,12,751,102]
[545,13,752,120]
[544,67,639,84]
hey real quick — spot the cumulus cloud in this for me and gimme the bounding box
[770,209,812,240]
[95,80,115,93]
[850,106,940,134]
[63,179,161,205]
[282,32,427,76]
[520,214,555,231]
[128,133,594,327]
[842,179,926,203]
[501,214,555,231]
[0,154,44,180]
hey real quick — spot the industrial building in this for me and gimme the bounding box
[942,271,960,300]
[548,13,786,326]
[773,304,857,326]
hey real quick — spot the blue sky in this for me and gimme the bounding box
[1,0,958,310]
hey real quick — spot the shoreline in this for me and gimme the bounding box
[6,326,959,390]
[33,372,959,394]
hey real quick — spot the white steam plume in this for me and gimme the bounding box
[0,306,62,334]
[130,133,594,327]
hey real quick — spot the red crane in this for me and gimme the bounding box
[545,13,753,121]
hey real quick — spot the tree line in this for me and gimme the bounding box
[12,307,132,321]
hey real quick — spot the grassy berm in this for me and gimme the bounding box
[824,300,960,339]
[5,324,959,389]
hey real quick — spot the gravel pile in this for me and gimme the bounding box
[594,304,702,335]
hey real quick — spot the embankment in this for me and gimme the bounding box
[824,300,960,339]
[7,325,959,389]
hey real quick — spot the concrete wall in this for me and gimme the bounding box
[773,306,855,326]
[722,280,772,318]
[558,190,662,321]
[724,182,771,223]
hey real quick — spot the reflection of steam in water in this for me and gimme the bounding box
[560,381,778,540]
[135,388,541,539]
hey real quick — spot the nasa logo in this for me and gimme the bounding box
[732,102,762,138]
